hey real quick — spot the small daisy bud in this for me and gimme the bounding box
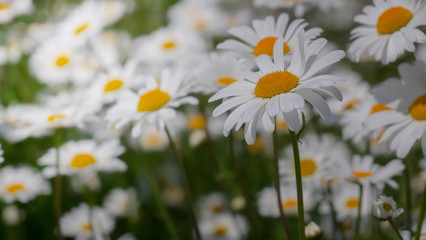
[305,221,322,240]
[371,195,403,221]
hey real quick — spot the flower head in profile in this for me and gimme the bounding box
[210,32,345,144]
[348,0,426,64]
[371,195,403,221]
[106,68,198,137]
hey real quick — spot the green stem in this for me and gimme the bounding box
[415,183,426,240]
[229,131,260,239]
[143,159,181,240]
[354,184,363,240]
[54,129,64,240]
[389,219,403,240]
[164,126,202,240]
[273,129,292,240]
[326,184,339,239]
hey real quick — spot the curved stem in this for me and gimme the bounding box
[389,219,403,240]
[273,128,292,240]
[165,126,202,240]
[415,183,426,240]
[354,184,363,240]
[289,130,305,240]
[54,129,64,240]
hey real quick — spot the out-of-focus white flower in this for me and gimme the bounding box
[22,22,54,53]
[0,0,33,23]
[371,195,403,221]
[199,213,248,240]
[103,188,138,217]
[0,143,3,164]
[333,183,369,220]
[98,0,133,26]
[253,0,314,17]
[348,0,426,64]
[38,139,126,178]
[198,192,229,219]
[60,203,115,240]
[117,233,137,240]
[305,221,322,240]
[2,205,23,226]
[0,166,51,203]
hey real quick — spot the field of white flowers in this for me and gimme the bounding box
[0,0,425,239]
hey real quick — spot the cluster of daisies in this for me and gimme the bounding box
[0,0,426,239]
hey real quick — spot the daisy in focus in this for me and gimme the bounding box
[348,0,426,64]
[218,13,322,68]
[106,68,199,137]
[366,60,426,158]
[210,33,345,144]
[38,139,126,178]
[0,166,51,203]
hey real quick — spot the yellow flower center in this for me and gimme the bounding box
[344,99,360,111]
[211,205,224,214]
[352,170,374,178]
[70,154,96,168]
[282,199,298,210]
[345,198,359,209]
[6,183,25,193]
[377,7,413,34]
[162,40,176,50]
[55,55,69,67]
[253,37,290,57]
[0,3,9,10]
[47,114,67,123]
[214,224,228,236]
[409,94,426,121]
[255,71,298,98]
[146,134,163,147]
[370,103,392,115]
[104,79,123,93]
[195,21,207,31]
[188,115,206,130]
[81,223,92,231]
[381,202,393,212]
[300,158,317,177]
[75,23,89,35]
[217,77,237,86]
[137,89,170,112]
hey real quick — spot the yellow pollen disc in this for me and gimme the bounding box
[0,3,9,10]
[195,21,207,31]
[370,103,392,115]
[255,71,298,98]
[282,199,298,210]
[137,89,170,112]
[211,205,224,214]
[217,77,237,86]
[47,114,67,123]
[70,154,96,168]
[344,99,360,110]
[409,94,426,121]
[276,119,288,130]
[247,137,263,152]
[214,225,228,236]
[253,37,290,57]
[55,56,69,67]
[345,198,359,209]
[162,40,176,50]
[352,170,374,178]
[377,7,413,35]
[381,202,393,212]
[300,158,317,177]
[75,23,89,35]
[81,223,92,231]
[188,115,206,130]
[6,183,25,193]
[104,79,123,93]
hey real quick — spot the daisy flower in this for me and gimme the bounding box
[103,188,138,217]
[199,213,248,240]
[371,195,403,221]
[323,155,405,190]
[106,68,199,137]
[210,33,345,144]
[279,133,350,186]
[366,60,426,158]
[333,182,370,220]
[217,13,322,68]
[2,205,23,226]
[0,166,51,203]
[61,203,115,240]
[348,0,426,64]
[98,0,133,26]
[198,192,229,218]
[0,0,33,23]
[38,139,126,178]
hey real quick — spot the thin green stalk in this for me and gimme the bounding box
[143,159,181,240]
[354,184,363,240]
[273,129,292,240]
[415,183,426,240]
[389,219,403,240]
[289,130,305,240]
[326,184,339,239]
[164,126,202,240]
[229,131,260,239]
[54,129,64,240]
